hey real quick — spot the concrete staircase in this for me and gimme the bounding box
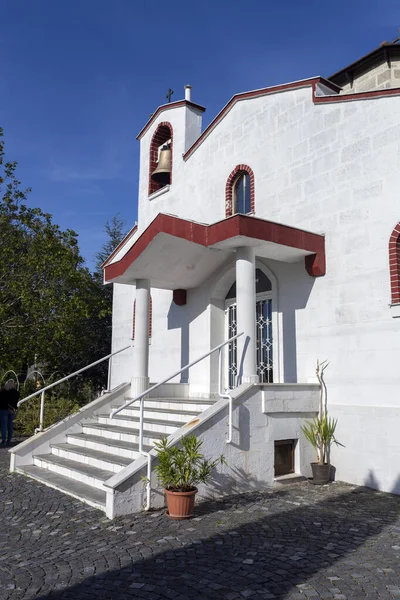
[15,389,216,513]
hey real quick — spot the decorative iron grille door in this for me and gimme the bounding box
[225,295,273,388]
[256,296,273,383]
[226,303,237,389]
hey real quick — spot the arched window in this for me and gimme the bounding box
[225,165,255,217]
[233,173,251,214]
[148,122,173,196]
[132,296,153,340]
[389,222,400,305]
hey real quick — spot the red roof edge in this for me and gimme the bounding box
[183,77,339,161]
[136,100,206,140]
[104,213,326,283]
[101,224,138,269]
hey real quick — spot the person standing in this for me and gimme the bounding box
[0,379,20,446]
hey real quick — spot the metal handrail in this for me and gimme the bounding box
[18,344,132,433]
[110,332,244,511]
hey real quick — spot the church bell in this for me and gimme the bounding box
[151,145,171,185]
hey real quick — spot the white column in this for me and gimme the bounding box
[236,247,258,385]
[131,279,150,397]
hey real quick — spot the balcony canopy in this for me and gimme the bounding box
[104,213,325,289]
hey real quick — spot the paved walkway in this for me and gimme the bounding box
[1,444,400,600]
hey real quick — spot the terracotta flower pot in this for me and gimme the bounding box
[310,462,331,485]
[165,488,197,519]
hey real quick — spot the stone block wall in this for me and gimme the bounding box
[339,59,400,94]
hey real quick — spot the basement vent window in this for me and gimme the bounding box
[274,439,295,477]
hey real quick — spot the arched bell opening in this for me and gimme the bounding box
[148,122,173,196]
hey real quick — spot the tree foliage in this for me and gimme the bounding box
[0,127,115,390]
[92,213,127,352]
[94,213,127,275]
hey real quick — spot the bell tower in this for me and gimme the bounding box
[136,86,206,231]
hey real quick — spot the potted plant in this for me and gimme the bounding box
[153,435,226,519]
[301,359,342,484]
[301,414,340,484]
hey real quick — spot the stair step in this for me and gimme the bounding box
[274,474,307,485]
[51,443,133,473]
[16,464,106,510]
[33,453,114,490]
[82,422,166,445]
[67,432,151,460]
[96,414,183,433]
[122,397,215,408]
[111,405,201,420]
[146,383,189,398]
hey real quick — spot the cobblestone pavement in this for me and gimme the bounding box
[1,444,400,600]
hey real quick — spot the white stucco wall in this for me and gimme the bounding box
[109,384,319,516]
[110,283,185,389]
[111,80,400,492]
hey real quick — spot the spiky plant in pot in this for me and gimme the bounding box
[300,360,342,484]
[153,435,225,519]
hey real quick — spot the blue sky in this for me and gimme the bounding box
[1,0,399,270]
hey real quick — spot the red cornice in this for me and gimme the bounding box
[182,77,400,160]
[101,224,138,269]
[136,100,206,140]
[312,81,400,104]
[183,77,339,160]
[104,213,326,282]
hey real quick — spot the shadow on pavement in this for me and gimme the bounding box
[33,484,400,600]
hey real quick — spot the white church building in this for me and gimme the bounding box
[11,41,400,516]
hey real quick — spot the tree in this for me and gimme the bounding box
[94,213,127,275]
[91,214,127,360]
[0,127,109,386]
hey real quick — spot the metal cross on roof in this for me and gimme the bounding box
[165,88,174,103]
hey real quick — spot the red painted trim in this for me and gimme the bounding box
[173,289,187,306]
[104,213,326,282]
[183,77,400,161]
[148,122,173,196]
[389,222,400,304]
[305,253,326,278]
[137,100,206,140]
[183,79,322,160]
[225,165,255,217]
[101,225,138,269]
[149,295,152,338]
[132,296,152,339]
[312,81,400,104]
[132,300,136,339]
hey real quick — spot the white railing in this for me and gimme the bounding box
[110,332,244,510]
[18,345,132,434]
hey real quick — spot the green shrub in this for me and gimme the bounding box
[14,395,80,436]
[301,415,341,465]
[153,435,226,492]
